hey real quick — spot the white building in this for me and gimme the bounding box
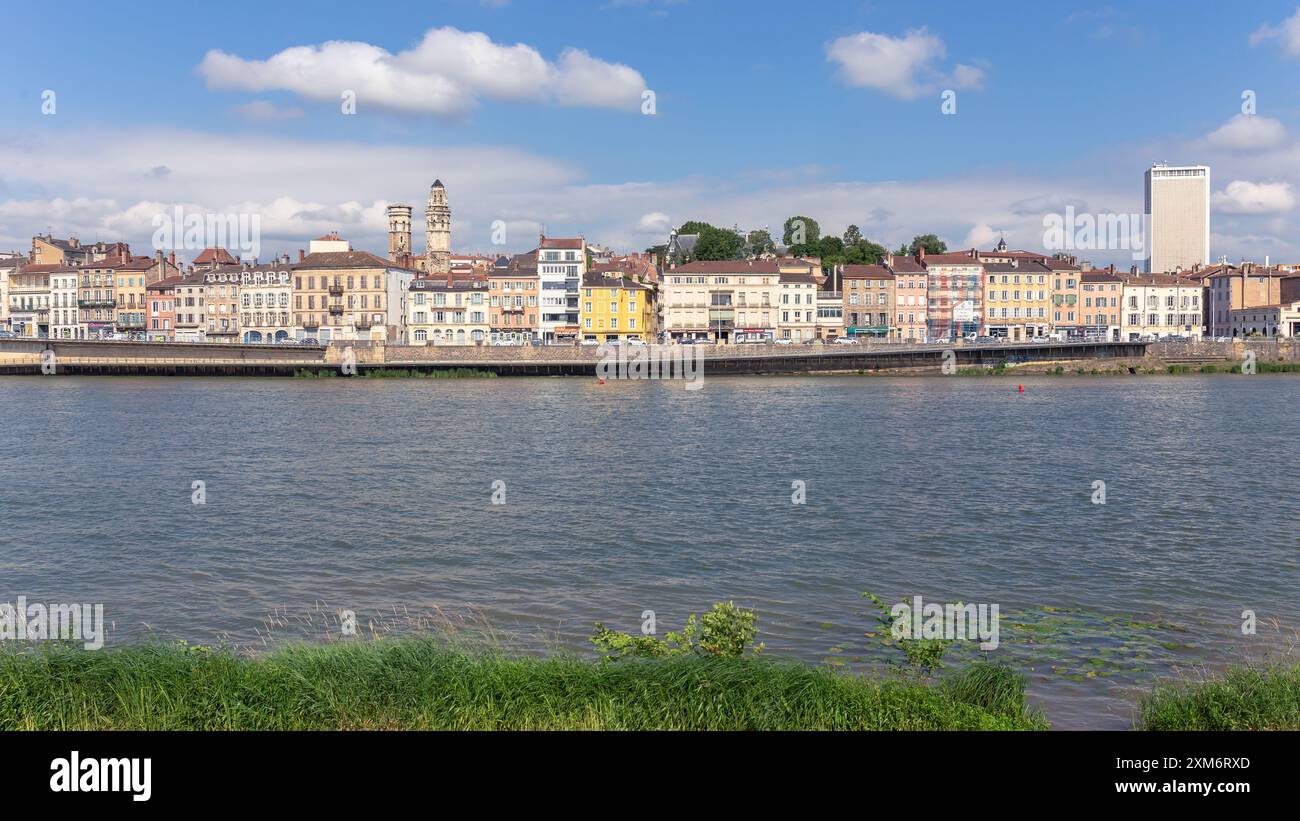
[537,235,585,342]
[1230,301,1300,338]
[1144,163,1209,274]
[50,267,81,338]
[1119,273,1205,340]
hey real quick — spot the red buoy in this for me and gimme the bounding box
[1018,384,1024,393]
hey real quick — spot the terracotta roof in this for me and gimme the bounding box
[581,271,652,290]
[842,264,894,280]
[16,263,75,273]
[193,247,238,265]
[670,260,780,274]
[884,257,925,273]
[922,252,982,266]
[295,250,394,270]
[539,237,584,250]
[1039,258,1081,272]
[779,271,818,284]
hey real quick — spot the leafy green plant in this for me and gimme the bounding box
[591,601,763,661]
[863,592,953,676]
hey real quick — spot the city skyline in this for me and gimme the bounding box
[2,2,1300,264]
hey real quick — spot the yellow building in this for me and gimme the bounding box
[580,269,655,342]
[982,260,1052,340]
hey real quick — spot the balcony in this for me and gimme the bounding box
[328,303,345,315]
[355,316,374,329]
[78,298,115,308]
[303,318,320,329]
[116,317,145,329]
[328,285,344,297]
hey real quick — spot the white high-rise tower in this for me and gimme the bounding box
[1144,163,1209,274]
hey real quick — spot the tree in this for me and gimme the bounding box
[693,225,744,260]
[782,215,821,251]
[906,234,948,256]
[817,235,845,260]
[844,239,887,265]
[676,220,714,237]
[843,224,863,246]
[745,229,775,258]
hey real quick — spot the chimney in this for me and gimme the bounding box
[917,247,925,262]
[168,251,176,267]
[298,249,306,262]
[1130,265,1138,275]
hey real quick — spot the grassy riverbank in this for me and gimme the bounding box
[1137,663,1300,730]
[0,640,1046,730]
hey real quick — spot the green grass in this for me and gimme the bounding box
[0,641,1047,730]
[1138,663,1300,730]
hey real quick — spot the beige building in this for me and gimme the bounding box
[1206,263,1288,337]
[661,260,780,343]
[203,267,243,342]
[1230,301,1300,337]
[886,256,928,341]
[1080,270,1124,340]
[489,255,540,344]
[30,234,128,267]
[1046,257,1085,337]
[174,269,207,342]
[407,276,490,345]
[1119,273,1204,339]
[1145,163,1210,274]
[294,239,414,343]
[982,260,1052,340]
[842,264,894,339]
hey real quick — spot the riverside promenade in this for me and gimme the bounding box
[1,337,1293,377]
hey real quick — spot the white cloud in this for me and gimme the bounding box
[1249,7,1300,56]
[1203,113,1288,151]
[963,223,1000,248]
[198,27,648,117]
[826,28,984,100]
[6,125,1300,268]
[636,211,672,233]
[1212,180,1296,214]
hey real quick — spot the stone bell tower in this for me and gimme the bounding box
[425,179,451,275]
[387,203,412,266]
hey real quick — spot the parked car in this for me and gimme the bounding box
[580,339,600,346]
[0,330,14,339]
[677,338,696,345]
[774,338,793,345]
[833,336,859,345]
[302,337,319,345]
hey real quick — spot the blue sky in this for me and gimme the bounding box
[3,0,1300,264]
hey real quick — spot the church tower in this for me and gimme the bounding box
[387,203,412,265]
[425,179,451,275]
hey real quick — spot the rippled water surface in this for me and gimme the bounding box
[1,373,1296,728]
